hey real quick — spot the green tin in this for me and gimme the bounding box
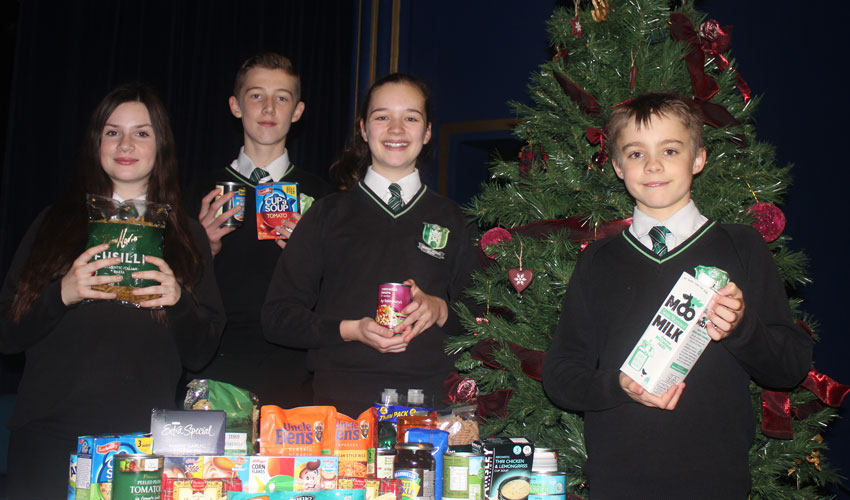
[111,454,163,500]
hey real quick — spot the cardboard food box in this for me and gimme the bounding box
[256,182,299,240]
[150,409,226,456]
[227,489,365,500]
[620,271,720,396]
[247,456,339,493]
[162,455,206,479]
[74,432,153,500]
[471,437,534,500]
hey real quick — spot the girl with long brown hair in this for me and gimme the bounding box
[0,83,225,499]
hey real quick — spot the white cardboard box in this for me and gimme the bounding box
[621,271,716,395]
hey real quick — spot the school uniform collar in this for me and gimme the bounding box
[230,146,293,184]
[629,200,707,252]
[112,193,147,202]
[363,166,421,205]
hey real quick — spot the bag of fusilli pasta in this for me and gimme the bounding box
[85,194,170,307]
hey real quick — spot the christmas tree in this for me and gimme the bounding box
[444,1,849,498]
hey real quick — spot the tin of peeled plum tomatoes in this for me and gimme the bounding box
[111,454,163,500]
[215,181,246,227]
[376,283,411,329]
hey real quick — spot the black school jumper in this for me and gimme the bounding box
[542,221,813,499]
[0,212,225,499]
[187,165,331,407]
[262,181,479,416]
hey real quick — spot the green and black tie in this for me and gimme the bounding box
[250,167,269,184]
[649,225,671,256]
[388,183,404,213]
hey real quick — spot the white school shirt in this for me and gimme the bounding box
[629,200,708,252]
[230,147,293,183]
[363,166,422,205]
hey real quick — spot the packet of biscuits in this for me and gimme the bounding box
[437,405,479,446]
[85,194,170,306]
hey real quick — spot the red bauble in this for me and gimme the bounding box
[508,268,534,293]
[480,227,513,258]
[748,202,785,242]
[591,151,608,168]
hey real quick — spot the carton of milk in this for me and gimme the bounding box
[621,268,727,396]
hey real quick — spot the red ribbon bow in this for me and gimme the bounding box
[670,13,719,102]
[761,368,850,439]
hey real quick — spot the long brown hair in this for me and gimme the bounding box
[330,73,433,190]
[10,83,201,322]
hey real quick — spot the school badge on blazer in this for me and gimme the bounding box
[419,222,450,259]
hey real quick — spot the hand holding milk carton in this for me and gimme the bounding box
[621,266,729,396]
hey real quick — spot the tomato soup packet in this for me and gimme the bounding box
[85,194,170,306]
[335,408,377,478]
[261,405,336,456]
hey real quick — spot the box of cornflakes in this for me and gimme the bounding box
[247,456,338,493]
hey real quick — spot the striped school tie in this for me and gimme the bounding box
[250,167,269,183]
[649,225,671,256]
[388,183,404,213]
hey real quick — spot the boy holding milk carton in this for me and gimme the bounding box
[541,93,812,499]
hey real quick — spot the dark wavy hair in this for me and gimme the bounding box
[330,73,433,190]
[10,83,201,323]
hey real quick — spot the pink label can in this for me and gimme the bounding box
[376,283,411,328]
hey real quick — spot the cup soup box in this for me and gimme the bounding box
[471,437,534,500]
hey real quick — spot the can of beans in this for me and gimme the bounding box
[111,454,163,500]
[215,181,246,228]
[376,283,411,329]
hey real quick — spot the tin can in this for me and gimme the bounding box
[531,448,558,473]
[395,442,435,500]
[467,453,484,500]
[376,283,412,329]
[215,181,246,228]
[528,495,565,500]
[377,448,397,479]
[443,452,484,500]
[529,472,565,495]
[111,454,163,500]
